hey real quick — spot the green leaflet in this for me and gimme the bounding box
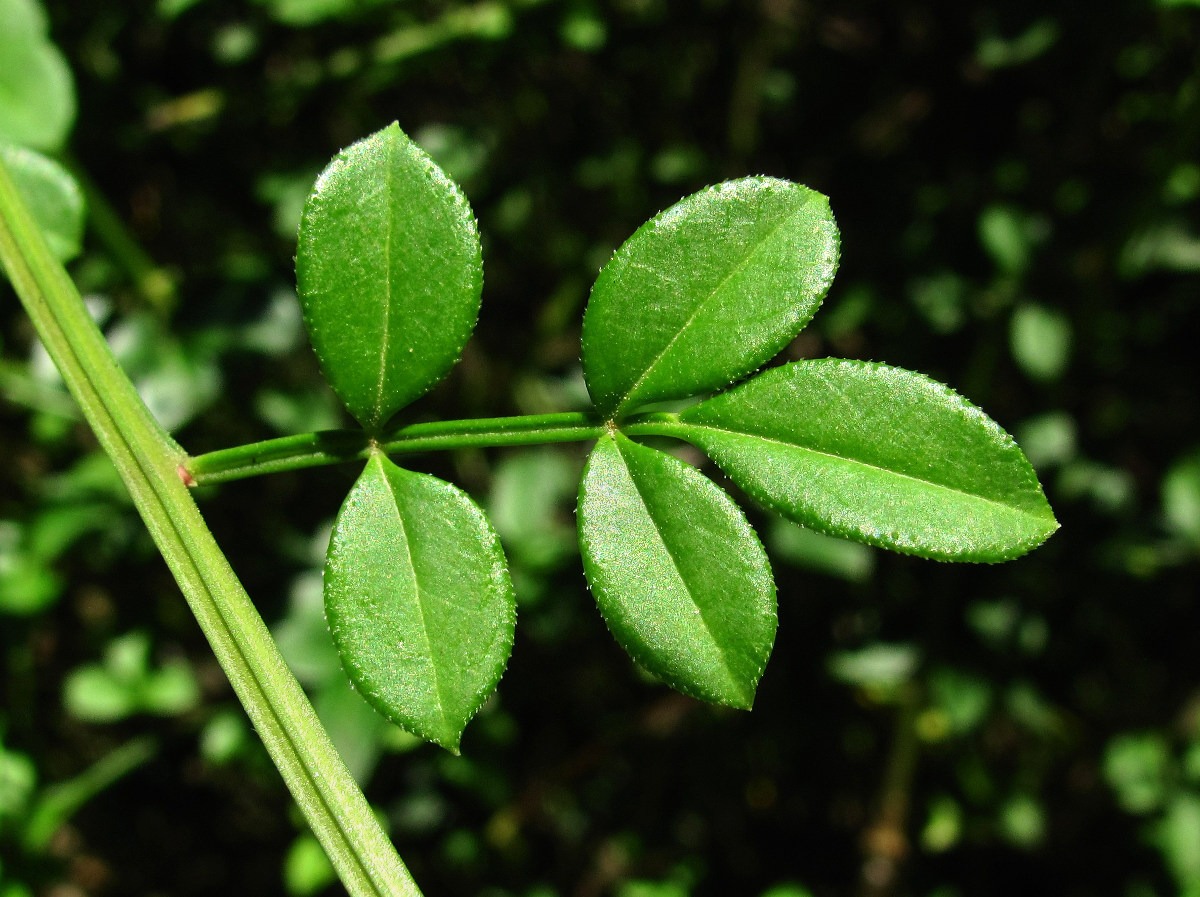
[577,431,776,708]
[324,453,515,751]
[0,0,76,152]
[676,359,1059,562]
[582,177,839,419]
[296,122,483,433]
[0,145,84,262]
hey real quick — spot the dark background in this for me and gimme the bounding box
[3,2,1199,896]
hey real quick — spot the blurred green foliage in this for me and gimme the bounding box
[2,0,1199,895]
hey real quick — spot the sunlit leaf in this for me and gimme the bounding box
[582,178,838,418]
[577,432,776,708]
[677,359,1058,561]
[325,454,515,751]
[296,122,483,432]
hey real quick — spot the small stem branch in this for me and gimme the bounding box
[187,429,372,484]
[187,412,608,485]
[380,412,606,453]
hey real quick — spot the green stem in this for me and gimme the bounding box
[187,412,608,485]
[0,157,420,897]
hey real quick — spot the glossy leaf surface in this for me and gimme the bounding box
[296,122,483,432]
[582,177,838,418]
[0,145,83,263]
[325,453,515,750]
[577,432,776,708]
[677,359,1058,561]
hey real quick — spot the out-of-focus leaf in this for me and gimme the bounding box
[254,0,391,26]
[284,832,338,896]
[22,737,155,850]
[0,521,62,615]
[1121,222,1200,276]
[909,272,967,334]
[1059,460,1135,514]
[1015,412,1078,470]
[1105,732,1172,815]
[560,7,607,51]
[1005,682,1063,736]
[63,667,136,723]
[979,205,1034,275]
[921,795,963,852]
[487,449,578,571]
[106,314,223,432]
[976,19,1060,69]
[62,632,199,723]
[274,570,341,685]
[1151,794,1200,889]
[759,887,816,897]
[768,520,874,583]
[140,662,201,715]
[313,676,390,785]
[0,144,84,261]
[1163,450,1200,543]
[827,643,918,690]
[0,0,76,151]
[999,793,1045,847]
[927,668,992,735]
[1010,303,1071,382]
[0,744,36,819]
[199,710,251,766]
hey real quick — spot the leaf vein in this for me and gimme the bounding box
[376,461,449,726]
[616,196,815,415]
[682,423,1050,522]
[610,437,739,682]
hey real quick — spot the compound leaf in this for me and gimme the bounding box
[582,178,838,419]
[324,453,515,751]
[577,431,776,708]
[677,359,1058,562]
[296,122,483,433]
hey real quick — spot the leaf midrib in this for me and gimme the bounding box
[371,134,397,430]
[375,459,450,732]
[609,436,743,696]
[679,421,1052,524]
[614,192,815,416]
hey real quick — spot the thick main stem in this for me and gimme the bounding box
[0,158,420,897]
